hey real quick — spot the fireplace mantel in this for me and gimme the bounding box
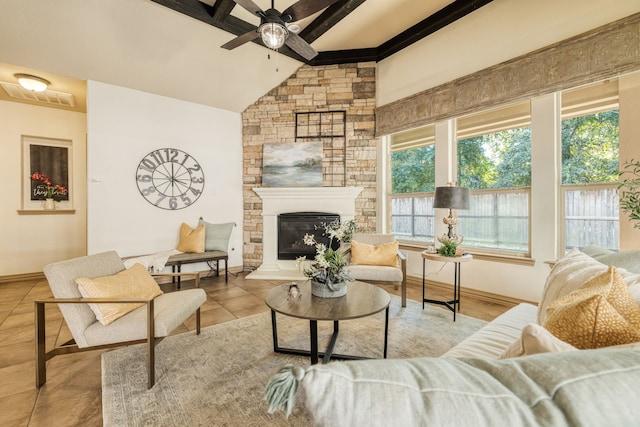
[248,186,363,280]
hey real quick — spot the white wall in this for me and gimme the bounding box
[377,0,640,108]
[86,81,243,271]
[0,101,87,275]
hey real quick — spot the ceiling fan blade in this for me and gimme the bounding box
[281,0,340,22]
[232,0,264,17]
[284,32,318,61]
[221,30,260,50]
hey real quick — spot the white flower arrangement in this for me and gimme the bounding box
[301,219,356,289]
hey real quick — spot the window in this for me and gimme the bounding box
[390,125,437,243]
[387,79,623,255]
[456,101,532,254]
[561,80,620,251]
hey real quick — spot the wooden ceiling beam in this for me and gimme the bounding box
[151,0,216,24]
[377,0,493,61]
[212,0,237,22]
[310,48,377,66]
[153,0,494,65]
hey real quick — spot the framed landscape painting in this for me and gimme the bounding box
[262,141,323,187]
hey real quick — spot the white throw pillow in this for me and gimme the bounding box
[500,323,576,359]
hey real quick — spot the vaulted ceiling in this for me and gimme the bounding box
[1,1,638,113]
[153,0,492,64]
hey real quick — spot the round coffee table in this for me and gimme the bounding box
[265,280,391,364]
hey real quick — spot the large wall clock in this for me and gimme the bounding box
[135,148,205,210]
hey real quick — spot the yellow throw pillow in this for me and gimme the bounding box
[176,223,205,253]
[544,266,640,349]
[350,240,399,268]
[76,263,163,326]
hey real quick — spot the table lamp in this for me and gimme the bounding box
[434,184,470,241]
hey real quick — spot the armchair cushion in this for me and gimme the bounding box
[43,251,126,348]
[176,222,205,253]
[83,288,206,346]
[347,264,403,282]
[76,263,163,326]
[350,240,399,267]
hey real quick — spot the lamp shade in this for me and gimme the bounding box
[434,186,470,210]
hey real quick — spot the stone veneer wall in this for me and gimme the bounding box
[242,62,377,269]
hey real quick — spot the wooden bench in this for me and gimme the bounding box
[166,251,228,288]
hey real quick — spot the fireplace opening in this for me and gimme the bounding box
[278,212,340,260]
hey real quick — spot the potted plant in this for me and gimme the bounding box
[437,235,463,257]
[619,160,640,228]
[300,219,357,298]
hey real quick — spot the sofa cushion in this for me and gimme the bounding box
[176,222,205,253]
[538,248,640,325]
[76,263,163,326]
[198,218,233,251]
[543,266,640,349]
[443,303,538,359]
[582,243,640,274]
[350,240,399,267]
[499,323,576,358]
[296,348,640,427]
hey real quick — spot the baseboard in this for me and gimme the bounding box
[0,271,45,284]
[406,275,534,307]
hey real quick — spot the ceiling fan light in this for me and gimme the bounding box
[15,73,50,92]
[259,23,287,50]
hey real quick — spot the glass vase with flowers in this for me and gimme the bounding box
[298,219,357,298]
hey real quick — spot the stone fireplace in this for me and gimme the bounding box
[247,186,363,280]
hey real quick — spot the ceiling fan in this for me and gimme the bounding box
[221,0,339,61]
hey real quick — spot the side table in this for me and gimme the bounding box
[421,251,473,321]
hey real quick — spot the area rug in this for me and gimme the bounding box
[102,296,487,426]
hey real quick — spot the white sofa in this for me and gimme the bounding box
[444,247,640,359]
[265,248,640,426]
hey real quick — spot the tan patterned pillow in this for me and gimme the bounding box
[544,266,640,349]
[176,222,205,253]
[350,240,399,267]
[76,263,163,326]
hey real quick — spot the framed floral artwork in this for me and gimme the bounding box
[21,136,72,211]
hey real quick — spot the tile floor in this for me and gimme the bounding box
[0,271,513,426]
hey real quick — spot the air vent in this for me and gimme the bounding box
[0,81,76,107]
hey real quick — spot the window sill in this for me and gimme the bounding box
[398,242,536,267]
[17,209,76,215]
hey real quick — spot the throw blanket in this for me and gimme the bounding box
[123,249,181,272]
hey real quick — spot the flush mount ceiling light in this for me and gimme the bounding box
[15,73,50,92]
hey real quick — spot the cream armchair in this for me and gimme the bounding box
[38,251,207,388]
[346,233,407,307]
